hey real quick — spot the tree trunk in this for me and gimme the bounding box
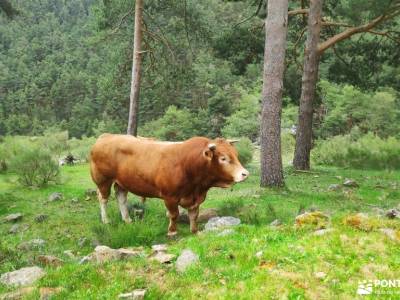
[260,0,289,187]
[293,0,323,170]
[127,0,144,136]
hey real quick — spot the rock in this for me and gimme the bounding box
[380,228,400,242]
[39,287,63,300]
[77,237,89,247]
[18,239,46,251]
[270,219,281,226]
[149,251,176,264]
[38,255,63,267]
[204,216,241,231]
[328,184,341,191]
[385,209,400,219]
[48,192,63,202]
[198,208,219,223]
[313,228,334,236]
[343,179,359,188]
[0,266,45,287]
[79,245,144,264]
[8,224,20,234]
[176,249,199,272]
[295,211,329,229]
[0,287,34,300]
[34,214,48,223]
[118,289,146,300]
[63,250,75,259]
[85,188,97,198]
[151,244,168,252]
[4,213,23,223]
[255,251,263,258]
[71,198,79,203]
[344,213,376,232]
[315,272,327,280]
[217,229,234,236]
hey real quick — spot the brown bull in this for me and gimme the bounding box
[89,134,249,236]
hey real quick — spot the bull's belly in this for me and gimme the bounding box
[116,176,161,198]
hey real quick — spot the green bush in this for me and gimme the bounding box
[312,133,400,169]
[222,90,260,142]
[11,148,60,187]
[233,137,254,166]
[139,105,199,141]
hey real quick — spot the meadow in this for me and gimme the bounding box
[1,157,400,299]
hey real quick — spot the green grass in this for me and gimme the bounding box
[1,162,400,299]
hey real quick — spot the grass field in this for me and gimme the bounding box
[1,160,400,299]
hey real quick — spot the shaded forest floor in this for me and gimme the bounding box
[1,162,400,299]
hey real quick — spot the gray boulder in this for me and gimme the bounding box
[48,192,63,202]
[204,216,241,231]
[0,266,45,287]
[8,224,20,234]
[4,213,23,223]
[176,249,199,272]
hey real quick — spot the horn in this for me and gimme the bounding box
[227,139,239,145]
[208,143,216,150]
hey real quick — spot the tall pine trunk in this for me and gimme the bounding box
[260,0,289,187]
[293,0,323,170]
[127,0,144,136]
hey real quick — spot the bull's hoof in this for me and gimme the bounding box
[167,231,178,238]
[124,218,133,224]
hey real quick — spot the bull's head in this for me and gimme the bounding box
[203,138,249,188]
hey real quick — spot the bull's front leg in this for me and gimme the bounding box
[164,200,179,237]
[188,206,199,234]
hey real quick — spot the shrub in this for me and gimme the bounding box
[11,147,60,187]
[233,137,254,166]
[222,90,260,142]
[312,133,400,169]
[139,105,198,141]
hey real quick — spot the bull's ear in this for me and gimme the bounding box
[203,143,216,160]
[227,139,239,145]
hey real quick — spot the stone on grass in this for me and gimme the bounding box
[270,219,281,227]
[8,224,20,234]
[315,272,327,280]
[343,179,359,188]
[4,213,23,223]
[328,184,341,191]
[39,287,63,300]
[63,250,75,259]
[38,255,64,267]
[255,251,263,258]
[295,211,329,229]
[217,229,234,236]
[344,213,377,232]
[385,209,400,219]
[48,192,63,202]
[18,239,46,251]
[79,245,144,264]
[204,216,240,231]
[0,266,45,287]
[0,287,34,300]
[151,244,168,252]
[149,252,176,264]
[85,188,97,198]
[34,214,48,223]
[380,228,400,242]
[176,249,199,272]
[118,289,146,300]
[313,228,334,236]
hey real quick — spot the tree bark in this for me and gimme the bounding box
[127,0,144,136]
[260,0,289,187]
[293,0,323,170]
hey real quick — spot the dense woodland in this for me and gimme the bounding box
[1,0,399,140]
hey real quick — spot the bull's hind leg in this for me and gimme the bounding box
[114,184,132,224]
[97,180,113,224]
[188,206,200,234]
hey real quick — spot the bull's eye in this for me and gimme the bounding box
[219,156,228,164]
